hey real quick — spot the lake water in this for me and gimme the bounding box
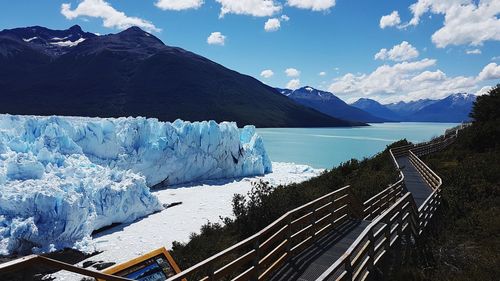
[257,122,458,169]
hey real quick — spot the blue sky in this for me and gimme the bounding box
[0,0,499,103]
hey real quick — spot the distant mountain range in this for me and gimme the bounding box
[278,86,476,123]
[352,93,476,122]
[277,87,386,123]
[0,25,359,128]
[350,98,400,122]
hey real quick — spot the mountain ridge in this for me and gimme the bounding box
[351,93,476,122]
[277,86,387,123]
[0,25,361,128]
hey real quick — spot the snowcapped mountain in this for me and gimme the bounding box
[277,86,384,123]
[0,25,353,128]
[386,99,437,117]
[351,98,401,121]
[406,93,476,122]
[0,25,96,57]
[351,94,476,122]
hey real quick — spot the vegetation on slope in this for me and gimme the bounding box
[170,140,404,269]
[387,85,500,281]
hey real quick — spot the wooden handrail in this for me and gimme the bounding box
[0,255,132,281]
[165,186,353,281]
[362,176,405,220]
[316,192,418,281]
[316,132,458,281]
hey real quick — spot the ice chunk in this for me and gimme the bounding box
[0,114,272,255]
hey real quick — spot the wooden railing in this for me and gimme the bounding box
[164,186,360,281]
[316,134,457,281]
[315,192,419,281]
[411,136,456,158]
[0,255,132,281]
[361,177,405,221]
[445,122,471,137]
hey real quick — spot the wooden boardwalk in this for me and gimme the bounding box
[269,220,368,281]
[396,156,433,207]
[268,156,434,281]
[269,220,385,281]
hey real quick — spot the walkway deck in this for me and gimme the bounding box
[269,220,371,281]
[396,156,433,207]
[269,155,434,281]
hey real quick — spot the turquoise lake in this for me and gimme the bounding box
[257,122,458,169]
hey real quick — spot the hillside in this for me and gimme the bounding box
[0,25,357,128]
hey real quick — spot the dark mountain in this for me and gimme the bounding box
[386,99,437,117]
[351,98,401,121]
[0,25,96,57]
[276,86,385,123]
[0,25,359,128]
[406,93,475,122]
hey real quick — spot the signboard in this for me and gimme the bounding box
[101,247,185,281]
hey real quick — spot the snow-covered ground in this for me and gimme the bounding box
[0,115,271,255]
[53,162,322,280]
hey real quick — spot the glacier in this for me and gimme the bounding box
[0,115,272,255]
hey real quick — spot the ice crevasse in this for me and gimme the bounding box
[0,114,272,255]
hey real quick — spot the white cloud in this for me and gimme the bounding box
[380,11,401,29]
[285,68,301,77]
[287,0,336,11]
[281,14,290,21]
[477,63,500,80]
[264,18,281,32]
[216,0,281,18]
[466,49,482,55]
[492,56,500,61]
[327,58,487,102]
[411,70,446,82]
[374,41,419,62]
[401,0,500,48]
[155,0,203,10]
[319,71,327,76]
[207,32,226,45]
[286,79,300,89]
[260,69,274,78]
[475,85,493,96]
[61,0,160,33]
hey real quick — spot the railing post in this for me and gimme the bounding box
[384,216,391,250]
[345,255,353,281]
[252,238,260,281]
[397,206,404,246]
[368,228,375,271]
[331,194,337,225]
[311,203,317,240]
[286,215,292,254]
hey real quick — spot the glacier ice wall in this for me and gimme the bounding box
[0,115,272,255]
